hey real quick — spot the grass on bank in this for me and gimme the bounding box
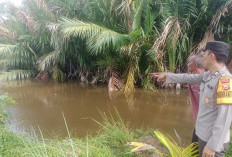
[1,114,232,157]
[225,130,232,157]
[0,112,139,157]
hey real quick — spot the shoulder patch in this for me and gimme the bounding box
[217,76,232,104]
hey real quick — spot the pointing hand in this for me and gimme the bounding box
[150,73,167,82]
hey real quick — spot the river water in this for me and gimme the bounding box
[1,81,194,144]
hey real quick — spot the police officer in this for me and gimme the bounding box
[151,41,232,157]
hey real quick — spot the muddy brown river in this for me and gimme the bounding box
[1,81,194,144]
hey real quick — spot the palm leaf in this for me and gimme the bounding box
[60,18,103,39]
[124,59,135,95]
[0,70,35,81]
[131,0,143,32]
[52,66,65,81]
[35,0,55,18]
[210,0,232,29]
[154,130,181,156]
[60,18,130,54]
[88,29,130,54]
[0,44,15,56]
[38,50,60,71]
[154,130,199,157]
[143,0,154,35]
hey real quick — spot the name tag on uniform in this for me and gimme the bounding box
[217,76,232,104]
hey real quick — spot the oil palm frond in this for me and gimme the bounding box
[143,0,155,36]
[115,0,135,30]
[129,130,198,157]
[210,0,232,30]
[52,66,65,81]
[154,130,199,157]
[38,50,61,71]
[60,18,130,54]
[131,0,143,32]
[0,25,17,39]
[0,44,16,56]
[194,30,214,54]
[151,17,180,61]
[60,18,104,39]
[15,9,38,33]
[124,59,135,95]
[87,29,130,54]
[35,0,55,18]
[0,70,35,81]
[46,22,60,33]
[193,0,232,54]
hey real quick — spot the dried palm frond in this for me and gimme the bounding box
[211,0,232,29]
[0,25,9,37]
[124,59,135,95]
[151,17,179,61]
[15,10,38,32]
[192,29,214,54]
[35,0,55,18]
[115,0,134,30]
[108,69,123,91]
[169,19,181,49]
[0,24,17,39]
[191,1,232,56]
[46,22,60,33]
[150,17,181,71]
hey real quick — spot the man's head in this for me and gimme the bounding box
[187,54,205,74]
[202,41,230,69]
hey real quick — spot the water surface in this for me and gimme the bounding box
[1,81,194,144]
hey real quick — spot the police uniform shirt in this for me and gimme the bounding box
[165,66,232,152]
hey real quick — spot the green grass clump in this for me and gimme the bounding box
[225,130,232,157]
[0,112,138,157]
[0,126,24,156]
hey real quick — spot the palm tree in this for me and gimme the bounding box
[150,0,198,72]
[60,0,157,93]
[0,4,39,80]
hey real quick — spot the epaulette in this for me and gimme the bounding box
[217,75,232,104]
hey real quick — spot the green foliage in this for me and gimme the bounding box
[0,0,232,89]
[0,111,138,157]
[225,130,232,157]
[0,126,24,157]
[0,93,15,124]
[154,130,198,157]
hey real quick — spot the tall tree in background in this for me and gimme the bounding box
[0,0,232,90]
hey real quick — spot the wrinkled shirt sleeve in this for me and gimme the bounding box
[206,104,232,152]
[166,73,204,84]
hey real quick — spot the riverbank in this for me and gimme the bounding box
[0,114,161,157]
[1,119,232,157]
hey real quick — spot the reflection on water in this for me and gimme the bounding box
[1,81,194,144]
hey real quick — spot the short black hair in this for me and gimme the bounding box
[208,50,227,63]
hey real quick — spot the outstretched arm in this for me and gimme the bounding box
[150,72,204,84]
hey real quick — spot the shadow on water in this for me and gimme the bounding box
[0,81,194,144]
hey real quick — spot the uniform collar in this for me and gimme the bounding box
[211,65,226,76]
[216,66,226,76]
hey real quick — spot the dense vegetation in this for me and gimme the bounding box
[0,0,232,92]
